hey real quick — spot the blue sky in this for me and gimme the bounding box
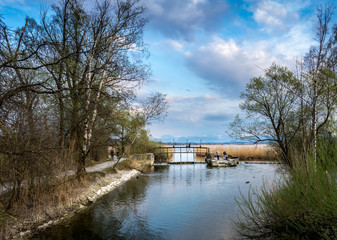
[1,0,334,143]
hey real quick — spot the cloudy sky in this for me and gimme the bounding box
[1,0,335,142]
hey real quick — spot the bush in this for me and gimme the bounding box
[89,145,109,162]
[236,140,337,239]
[129,129,160,155]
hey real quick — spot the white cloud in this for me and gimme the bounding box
[144,0,228,40]
[167,94,241,122]
[199,38,239,57]
[146,0,165,15]
[166,39,183,52]
[254,9,283,27]
[184,37,273,94]
[148,94,241,137]
[252,0,299,32]
[272,23,315,59]
[184,18,314,94]
[253,0,288,29]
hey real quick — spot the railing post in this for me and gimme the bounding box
[180,147,182,163]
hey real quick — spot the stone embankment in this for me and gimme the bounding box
[75,169,139,207]
[15,169,139,239]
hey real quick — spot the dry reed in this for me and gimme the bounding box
[0,172,107,239]
[208,144,278,160]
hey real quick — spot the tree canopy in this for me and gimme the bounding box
[230,6,337,167]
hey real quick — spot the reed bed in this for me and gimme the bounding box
[208,144,278,160]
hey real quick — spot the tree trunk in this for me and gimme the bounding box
[312,79,318,167]
[76,153,87,180]
[58,96,65,148]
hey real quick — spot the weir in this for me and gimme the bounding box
[153,145,210,164]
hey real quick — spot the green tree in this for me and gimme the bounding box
[230,64,302,165]
[131,129,159,154]
[111,93,168,157]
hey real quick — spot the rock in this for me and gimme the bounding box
[37,223,48,229]
[20,230,31,236]
[87,197,94,204]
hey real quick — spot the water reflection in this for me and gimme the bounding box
[32,163,279,240]
[170,145,206,163]
[172,147,195,162]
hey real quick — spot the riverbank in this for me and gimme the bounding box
[4,168,140,239]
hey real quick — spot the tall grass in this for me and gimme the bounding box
[0,172,104,239]
[209,144,278,160]
[235,140,337,239]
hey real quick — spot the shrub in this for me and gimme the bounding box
[236,140,337,239]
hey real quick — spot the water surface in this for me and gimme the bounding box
[32,163,279,240]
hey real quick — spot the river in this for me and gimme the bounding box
[31,162,280,240]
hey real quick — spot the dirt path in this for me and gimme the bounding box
[1,158,126,194]
[86,158,125,173]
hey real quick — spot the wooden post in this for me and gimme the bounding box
[193,147,195,163]
[180,147,182,162]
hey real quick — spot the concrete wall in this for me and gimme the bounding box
[130,153,154,166]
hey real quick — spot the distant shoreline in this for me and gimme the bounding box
[158,143,278,161]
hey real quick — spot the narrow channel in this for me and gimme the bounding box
[32,162,279,240]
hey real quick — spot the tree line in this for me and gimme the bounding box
[230,5,337,169]
[0,0,167,210]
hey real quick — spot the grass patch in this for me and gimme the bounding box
[115,159,128,169]
[87,171,106,179]
[115,158,152,173]
[85,158,111,167]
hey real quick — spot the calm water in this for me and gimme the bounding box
[32,163,280,240]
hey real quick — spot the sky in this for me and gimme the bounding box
[1,0,335,143]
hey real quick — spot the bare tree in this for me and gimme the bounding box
[35,0,149,178]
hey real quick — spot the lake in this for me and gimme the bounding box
[32,162,280,240]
